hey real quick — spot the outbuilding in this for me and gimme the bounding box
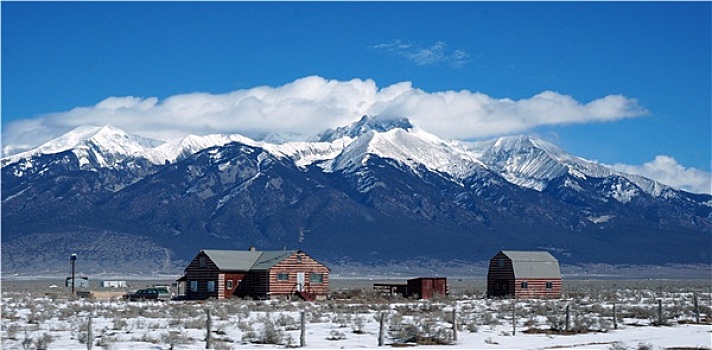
[487,250,561,299]
[65,276,90,289]
[177,248,330,300]
[407,277,448,299]
[373,277,448,299]
[100,280,127,288]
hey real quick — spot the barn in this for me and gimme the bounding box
[177,248,330,300]
[487,250,561,299]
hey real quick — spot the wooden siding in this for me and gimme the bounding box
[266,252,330,298]
[223,273,246,299]
[513,278,561,299]
[183,251,221,300]
[486,252,562,299]
[232,271,269,298]
[487,252,515,298]
[407,278,447,299]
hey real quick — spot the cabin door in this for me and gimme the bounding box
[296,272,305,292]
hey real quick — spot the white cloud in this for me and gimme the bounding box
[2,75,647,156]
[372,40,470,68]
[611,156,711,194]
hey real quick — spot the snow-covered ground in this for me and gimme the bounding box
[2,283,710,350]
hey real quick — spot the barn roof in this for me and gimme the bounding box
[500,250,561,279]
[201,249,296,272]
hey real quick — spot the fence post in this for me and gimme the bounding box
[565,304,571,332]
[612,304,617,330]
[694,293,700,324]
[87,317,93,350]
[512,302,516,336]
[452,309,458,343]
[378,312,386,346]
[300,311,306,347]
[205,309,212,349]
[657,299,663,326]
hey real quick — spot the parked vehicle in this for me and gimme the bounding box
[125,287,171,301]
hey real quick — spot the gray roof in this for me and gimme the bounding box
[501,250,561,279]
[251,251,297,271]
[201,250,296,272]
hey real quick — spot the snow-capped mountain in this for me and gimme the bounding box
[1,125,162,169]
[0,118,691,201]
[311,115,414,142]
[2,116,710,274]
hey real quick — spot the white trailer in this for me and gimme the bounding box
[100,280,127,288]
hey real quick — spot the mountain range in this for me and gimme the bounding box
[2,116,710,276]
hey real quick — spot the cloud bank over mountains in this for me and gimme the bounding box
[3,75,646,151]
[4,75,707,194]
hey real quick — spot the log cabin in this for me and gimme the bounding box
[487,250,561,299]
[177,248,330,300]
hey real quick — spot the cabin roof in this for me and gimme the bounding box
[499,250,561,279]
[201,249,297,272]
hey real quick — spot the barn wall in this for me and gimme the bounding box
[514,278,562,299]
[487,252,515,298]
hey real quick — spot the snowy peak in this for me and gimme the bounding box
[148,133,256,164]
[312,115,414,142]
[0,125,263,168]
[468,135,668,200]
[325,127,482,178]
[1,125,162,168]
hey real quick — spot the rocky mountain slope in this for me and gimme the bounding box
[2,116,710,275]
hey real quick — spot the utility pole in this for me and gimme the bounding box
[70,254,77,295]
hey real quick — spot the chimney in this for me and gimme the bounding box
[249,246,256,252]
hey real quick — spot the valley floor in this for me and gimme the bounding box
[2,279,711,349]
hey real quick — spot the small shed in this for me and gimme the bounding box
[373,277,447,299]
[408,277,448,299]
[65,276,90,289]
[487,250,561,299]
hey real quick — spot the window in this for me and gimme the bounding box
[521,281,528,289]
[297,254,302,263]
[226,280,233,290]
[545,281,553,289]
[309,273,323,284]
[277,272,289,281]
[190,281,198,292]
[207,281,216,292]
[498,258,505,268]
[199,256,206,268]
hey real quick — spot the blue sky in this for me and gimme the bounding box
[2,2,710,193]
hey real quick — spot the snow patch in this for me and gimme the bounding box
[588,215,614,224]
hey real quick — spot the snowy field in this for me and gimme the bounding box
[1,279,710,349]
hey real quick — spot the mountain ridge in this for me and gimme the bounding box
[2,116,710,275]
[3,117,701,198]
